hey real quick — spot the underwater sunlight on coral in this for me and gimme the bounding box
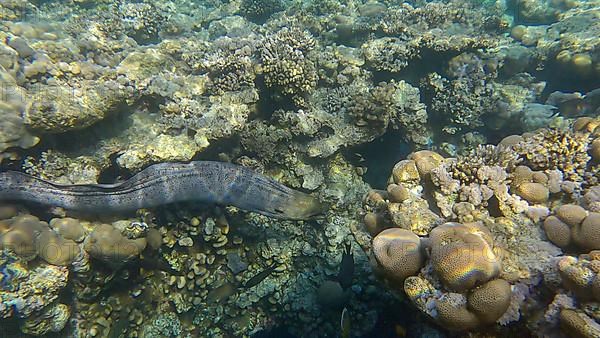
[0,0,599,337]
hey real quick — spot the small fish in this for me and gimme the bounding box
[242,262,278,289]
[336,242,354,290]
[558,98,593,117]
[137,255,182,275]
[340,307,351,338]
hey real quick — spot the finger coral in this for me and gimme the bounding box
[260,28,318,106]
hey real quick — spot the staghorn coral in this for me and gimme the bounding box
[346,80,430,144]
[204,48,256,95]
[422,71,497,134]
[361,37,417,73]
[96,1,172,44]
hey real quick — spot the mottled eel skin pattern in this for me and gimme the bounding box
[0,161,324,220]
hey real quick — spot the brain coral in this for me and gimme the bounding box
[429,222,501,292]
[371,228,424,285]
[544,206,600,252]
[435,278,512,331]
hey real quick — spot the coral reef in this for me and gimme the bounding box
[1,0,599,336]
[363,117,600,334]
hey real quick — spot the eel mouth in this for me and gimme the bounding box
[277,192,328,220]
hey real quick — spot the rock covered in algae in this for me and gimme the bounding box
[24,80,133,134]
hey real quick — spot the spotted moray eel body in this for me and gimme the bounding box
[0,161,325,220]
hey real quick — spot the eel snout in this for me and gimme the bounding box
[276,191,328,220]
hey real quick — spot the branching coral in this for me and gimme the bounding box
[239,0,283,23]
[260,27,318,106]
[515,128,591,181]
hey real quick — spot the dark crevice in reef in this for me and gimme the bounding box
[371,49,473,88]
[192,135,242,162]
[537,59,600,97]
[345,129,413,189]
[254,75,298,117]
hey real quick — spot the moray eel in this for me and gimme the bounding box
[0,161,325,220]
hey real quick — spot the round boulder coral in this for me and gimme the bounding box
[590,138,600,162]
[49,218,86,242]
[371,228,424,285]
[436,293,480,331]
[543,216,572,248]
[556,204,588,227]
[409,150,444,177]
[572,213,600,251]
[36,229,81,266]
[84,224,146,265]
[391,160,420,184]
[467,278,512,324]
[515,182,549,204]
[0,215,46,259]
[429,222,500,292]
[560,309,600,338]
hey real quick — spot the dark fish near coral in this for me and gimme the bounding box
[138,255,181,275]
[558,98,593,117]
[206,262,278,304]
[206,282,237,304]
[242,262,278,289]
[336,242,354,290]
[0,161,325,220]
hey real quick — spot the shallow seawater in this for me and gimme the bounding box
[0,0,599,337]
